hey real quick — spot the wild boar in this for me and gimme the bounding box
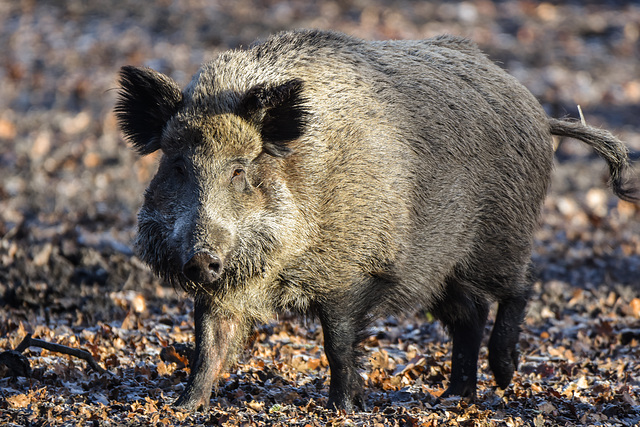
[115,29,637,412]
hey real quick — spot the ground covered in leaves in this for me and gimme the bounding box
[1,1,640,425]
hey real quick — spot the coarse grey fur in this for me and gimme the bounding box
[115,29,637,412]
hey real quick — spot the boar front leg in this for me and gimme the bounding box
[174,294,238,411]
[318,304,366,412]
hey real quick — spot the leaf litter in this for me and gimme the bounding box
[1,0,640,425]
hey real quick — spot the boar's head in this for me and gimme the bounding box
[115,66,308,295]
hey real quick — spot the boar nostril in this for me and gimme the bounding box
[182,251,223,284]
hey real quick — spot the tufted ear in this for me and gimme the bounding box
[239,79,308,157]
[115,66,183,155]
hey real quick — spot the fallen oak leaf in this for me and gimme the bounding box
[159,344,191,369]
[246,399,265,412]
[627,298,640,318]
[6,393,31,409]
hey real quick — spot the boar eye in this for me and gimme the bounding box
[231,167,247,191]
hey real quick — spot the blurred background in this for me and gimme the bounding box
[1,0,639,219]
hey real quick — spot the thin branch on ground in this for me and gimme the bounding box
[14,333,109,375]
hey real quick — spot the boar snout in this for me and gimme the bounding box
[182,250,223,284]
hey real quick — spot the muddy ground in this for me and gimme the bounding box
[1,1,640,425]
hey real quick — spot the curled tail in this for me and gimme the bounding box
[549,118,638,203]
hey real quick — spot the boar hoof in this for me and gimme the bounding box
[326,389,366,412]
[438,383,477,403]
[174,390,211,412]
[489,347,519,389]
[326,396,366,413]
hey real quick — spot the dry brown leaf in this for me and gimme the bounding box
[156,360,170,376]
[6,393,31,409]
[628,298,640,318]
[246,400,265,412]
[160,345,189,368]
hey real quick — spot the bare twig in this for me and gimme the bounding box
[15,333,109,375]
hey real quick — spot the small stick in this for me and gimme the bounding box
[15,333,109,375]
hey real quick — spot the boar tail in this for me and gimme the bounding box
[549,118,639,203]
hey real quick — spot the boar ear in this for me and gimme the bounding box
[239,79,308,157]
[115,65,183,155]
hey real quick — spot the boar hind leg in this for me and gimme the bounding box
[435,283,489,400]
[488,294,528,389]
[318,305,366,412]
[175,295,240,411]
